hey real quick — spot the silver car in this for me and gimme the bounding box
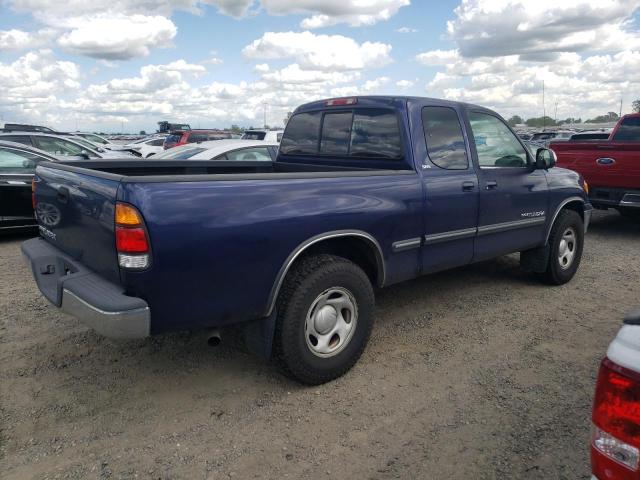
[0,132,133,160]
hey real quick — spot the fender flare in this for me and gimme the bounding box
[264,230,386,317]
[544,196,585,245]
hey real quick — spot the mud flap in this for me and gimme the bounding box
[243,309,278,360]
[520,244,551,273]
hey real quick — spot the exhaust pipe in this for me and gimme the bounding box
[206,329,221,347]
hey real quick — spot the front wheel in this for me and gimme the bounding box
[537,210,584,285]
[274,254,375,385]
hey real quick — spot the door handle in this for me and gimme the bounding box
[596,157,615,165]
[597,144,615,150]
[462,181,475,192]
[57,186,69,204]
[485,181,498,190]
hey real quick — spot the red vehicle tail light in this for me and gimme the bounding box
[115,202,150,269]
[592,357,640,479]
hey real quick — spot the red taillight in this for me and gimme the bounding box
[592,357,640,478]
[115,227,148,253]
[115,202,150,269]
[325,97,357,106]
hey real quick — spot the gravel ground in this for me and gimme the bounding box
[1,209,638,480]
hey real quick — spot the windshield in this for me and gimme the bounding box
[241,131,266,140]
[80,133,109,144]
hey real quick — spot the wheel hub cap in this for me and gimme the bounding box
[305,287,358,358]
[558,227,577,270]
[314,305,338,334]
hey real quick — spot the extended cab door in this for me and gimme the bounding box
[466,110,548,260]
[416,104,479,273]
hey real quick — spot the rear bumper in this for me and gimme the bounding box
[22,237,150,339]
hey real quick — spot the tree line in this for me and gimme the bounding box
[507,99,640,128]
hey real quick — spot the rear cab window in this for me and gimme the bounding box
[421,106,468,170]
[612,117,640,142]
[279,108,403,162]
[241,131,266,140]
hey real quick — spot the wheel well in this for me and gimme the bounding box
[562,200,584,221]
[298,236,383,288]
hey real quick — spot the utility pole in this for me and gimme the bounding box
[554,101,558,125]
[542,80,546,130]
[262,103,268,128]
[620,98,623,118]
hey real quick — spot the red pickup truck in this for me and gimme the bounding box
[551,114,640,218]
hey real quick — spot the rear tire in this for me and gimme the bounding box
[274,254,375,385]
[537,210,584,285]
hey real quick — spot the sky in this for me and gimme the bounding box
[0,0,639,133]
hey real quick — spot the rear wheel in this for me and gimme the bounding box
[274,254,375,385]
[537,210,584,285]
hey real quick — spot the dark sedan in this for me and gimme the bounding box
[0,141,58,231]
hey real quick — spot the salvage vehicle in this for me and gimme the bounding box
[241,129,283,142]
[0,140,58,231]
[552,113,640,219]
[591,309,640,480]
[163,129,233,149]
[0,133,134,159]
[153,139,279,161]
[23,96,592,384]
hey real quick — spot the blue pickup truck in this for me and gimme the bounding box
[23,96,592,384]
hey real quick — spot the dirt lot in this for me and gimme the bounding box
[1,210,638,480]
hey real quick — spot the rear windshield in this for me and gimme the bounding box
[280,108,402,159]
[612,117,640,142]
[241,131,266,140]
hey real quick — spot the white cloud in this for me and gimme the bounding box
[260,0,409,28]
[261,63,360,85]
[396,79,414,89]
[416,49,460,66]
[202,57,223,65]
[254,63,270,73]
[447,0,640,58]
[243,31,393,71]
[57,15,176,60]
[396,27,417,33]
[362,76,390,91]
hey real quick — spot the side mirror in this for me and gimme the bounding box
[79,150,90,160]
[536,148,556,170]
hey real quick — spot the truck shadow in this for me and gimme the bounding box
[587,210,640,238]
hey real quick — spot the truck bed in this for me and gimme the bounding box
[52,158,410,181]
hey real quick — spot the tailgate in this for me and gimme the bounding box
[34,163,122,283]
[552,142,640,189]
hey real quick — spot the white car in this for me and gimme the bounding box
[153,139,278,161]
[591,309,640,480]
[127,137,167,158]
[109,135,168,155]
[241,129,283,142]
